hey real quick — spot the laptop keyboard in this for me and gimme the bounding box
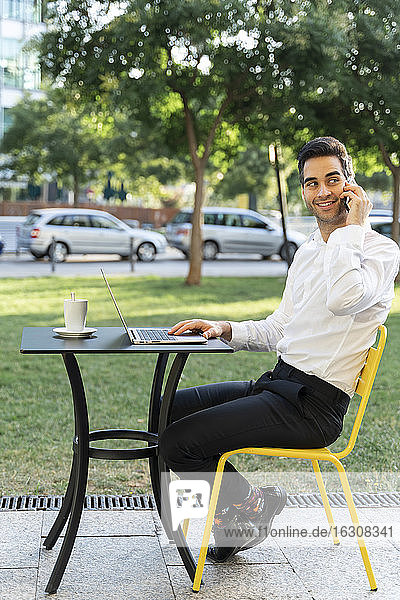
[135,328,176,342]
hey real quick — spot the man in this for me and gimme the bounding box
[159,136,400,562]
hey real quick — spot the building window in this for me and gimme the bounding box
[3,107,13,133]
[2,1,42,24]
[1,38,41,90]
[3,0,24,21]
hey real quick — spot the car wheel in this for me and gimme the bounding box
[48,241,68,263]
[279,241,298,263]
[136,242,156,262]
[203,240,218,260]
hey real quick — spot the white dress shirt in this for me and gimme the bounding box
[228,224,400,396]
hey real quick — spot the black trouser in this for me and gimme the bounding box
[159,359,350,509]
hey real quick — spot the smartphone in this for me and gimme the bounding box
[342,179,355,212]
[342,197,350,212]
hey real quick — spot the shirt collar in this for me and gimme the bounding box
[310,229,324,244]
[310,222,372,245]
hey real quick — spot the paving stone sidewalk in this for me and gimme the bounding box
[1,505,399,600]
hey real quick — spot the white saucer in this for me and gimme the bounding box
[53,327,97,338]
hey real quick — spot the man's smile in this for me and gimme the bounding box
[314,199,338,209]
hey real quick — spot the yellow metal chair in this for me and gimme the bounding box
[192,325,387,592]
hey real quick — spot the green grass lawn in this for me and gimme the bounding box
[1,275,399,496]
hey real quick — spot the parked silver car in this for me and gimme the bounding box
[17,208,167,262]
[165,207,306,261]
[369,215,400,243]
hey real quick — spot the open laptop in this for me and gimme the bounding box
[101,269,207,345]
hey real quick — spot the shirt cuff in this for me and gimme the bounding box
[326,224,365,249]
[226,321,249,350]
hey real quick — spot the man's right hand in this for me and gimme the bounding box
[168,319,232,341]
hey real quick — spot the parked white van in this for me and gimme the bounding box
[165,207,306,261]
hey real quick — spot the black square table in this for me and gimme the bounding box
[20,327,233,594]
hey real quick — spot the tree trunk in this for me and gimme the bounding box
[379,142,400,282]
[73,176,79,206]
[178,90,230,285]
[41,182,49,204]
[185,165,205,285]
[392,169,400,284]
[378,142,400,241]
[392,169,400,243]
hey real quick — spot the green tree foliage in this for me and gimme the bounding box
[104,115,189,193]
[37,0,400,282]
[213,146,272,205]
[37,0,342,283]
[275,0,400,238]
[339,0,400,239]
[355,171,391,193]
[212,143,308,214]
[1,87,186,206]
[1,88,106,205]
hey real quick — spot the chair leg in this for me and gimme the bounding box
[311,459,340,545]
[192,460,227,592]
[330,457,377,591]
[182,519,190,539]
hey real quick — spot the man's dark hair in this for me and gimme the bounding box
[297,136,355,185]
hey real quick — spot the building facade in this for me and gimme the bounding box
[0,0,45,136]
[0,0,45,200]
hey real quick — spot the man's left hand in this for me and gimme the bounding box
[340,182,373,227]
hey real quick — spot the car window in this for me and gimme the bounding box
[47,216,65,226]
[241,215,266,229]
[214,213,225,225]
[90,215,122,229]
[223,214,241,227]
[372,223,391,237]
[204,213,216,225]
[61,215,92,227]
[172,212,192,224]
[24,213,41,226]
[124,219,140,228]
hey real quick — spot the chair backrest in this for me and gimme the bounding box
[334,325,387,460]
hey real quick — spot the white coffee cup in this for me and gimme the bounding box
[64,299,88,332]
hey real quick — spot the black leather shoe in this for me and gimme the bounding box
[240,485,288,550]
[206,485,287,562]
[206,512,257,563]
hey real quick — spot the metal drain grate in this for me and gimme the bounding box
[0,494,155,511]
[1,492,400,511]
[287,491,400,508]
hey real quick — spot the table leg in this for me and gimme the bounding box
[158,353,189,432]
[156,353,199,582]
[157,352,189,540]
[45,353,90,594]
[148,353,168,516]
[43,452,77,549]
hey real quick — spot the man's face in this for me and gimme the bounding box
[302,155,348,225]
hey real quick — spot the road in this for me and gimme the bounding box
[0,248,288,278]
